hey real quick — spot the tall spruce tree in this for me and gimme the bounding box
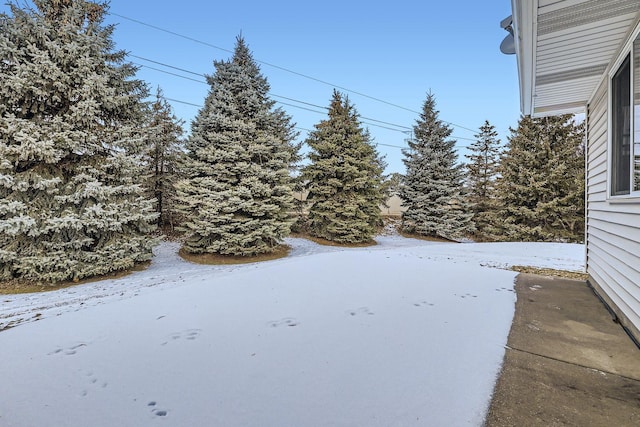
[302,90,386,244]
[143,88,185,231]
[465,120,501,240]
[400,93,473,240]
[0,0,157,283]
[493,115,585,242]
[176,36,297,256]
[387,172,404,196]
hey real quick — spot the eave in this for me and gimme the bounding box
[510,0,640,117]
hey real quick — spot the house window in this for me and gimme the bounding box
[612,55,630,196]
[634,35,640,192]
[612,33,640,197]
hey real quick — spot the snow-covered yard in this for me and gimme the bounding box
[0,236,584,426]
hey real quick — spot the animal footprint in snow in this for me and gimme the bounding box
[80,371,108,397]
[161,329,202,345]
[455,293,478,299]
[267,318,299,328]
[148,401,168,417]
[347,307,374,316]
[48,342,88,356]
[413,301,435,308]
[184,330,200,340]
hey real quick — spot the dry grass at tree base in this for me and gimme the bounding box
[288,233,377,248]
[179,245,291,265]
[0,227,587,295]
[398,229,458,243]
[510,265,589,281]
[379,217,458,243]
[0,262,151,295]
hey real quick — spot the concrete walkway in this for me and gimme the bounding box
[485,274,640,427]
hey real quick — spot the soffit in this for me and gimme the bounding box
[517,0,640,117]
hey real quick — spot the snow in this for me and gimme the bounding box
[0,235,584,426]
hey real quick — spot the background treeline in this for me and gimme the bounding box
[0,0,584,284]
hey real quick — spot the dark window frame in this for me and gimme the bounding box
[610,33,640,198]
[611,54,631,196]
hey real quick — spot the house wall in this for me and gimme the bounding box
[586,77,640,340]
[380,194,407,217]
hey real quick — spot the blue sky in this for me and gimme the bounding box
[2,0,521,174]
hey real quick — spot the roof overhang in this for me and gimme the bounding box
[509,0,640,117]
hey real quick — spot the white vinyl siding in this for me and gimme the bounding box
[587,77,640,337]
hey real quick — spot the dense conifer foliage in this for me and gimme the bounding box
[302,90,386,244]
[143,88,185,231]
[176,37,297,256]
[465,120,502,240]
[400,93,473,241]
[0,0,157,282]
[493,115,585,242]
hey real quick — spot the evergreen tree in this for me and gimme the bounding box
[176,36,297,256]
[143,88,185,231]
[302,90,386,244]
[465,120,501,240]
[400,92,473,240]
[387,172,404,196]
[493,115,585,242]
[0,0,157,283]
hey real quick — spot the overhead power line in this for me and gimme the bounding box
[110,13,234,55]
[110,12,479,134]
[165,97,202,108]
[132,54,204,77]
[274,100,325,115]
[132,62,204,84]
[165,97,406,149]
[164,96,406,134]
[163,96,475,144]
[133,56,412,131]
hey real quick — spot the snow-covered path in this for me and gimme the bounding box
[0,237,584,426]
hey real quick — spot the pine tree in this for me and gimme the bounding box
[302,90,386,244]
[387,172,404,195]
[465,120,501,240]
[400,92,474,240]
[493,115,585,242]
[176,36,297,256]
[0,0,157,283]
[143,88,185,231]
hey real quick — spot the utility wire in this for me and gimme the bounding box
[132,54,204,77]
[164,100,408,149]
[165,97,405,148]
[133,63,205,84]
[274,101,325,115]
[163,96,474,144]
[165,97,202,108]
[135,55,479,140]
[111,13,234,55]
[136,60,327,115]
[110,12,479,134]
[134,57,412,131]
[165,97,404,133]
[138,54,475,141]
